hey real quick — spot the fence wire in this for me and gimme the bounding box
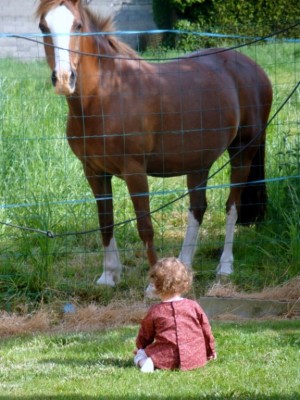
[0,26,299,304]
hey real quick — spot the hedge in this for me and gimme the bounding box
[152,0,300,50]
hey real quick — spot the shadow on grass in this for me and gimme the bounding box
[39,357,133,369]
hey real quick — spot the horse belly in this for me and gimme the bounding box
[144,82,238,177]
[147,129,231,177]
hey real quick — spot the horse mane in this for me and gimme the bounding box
[84,8,139,59]
[36,0,140,59]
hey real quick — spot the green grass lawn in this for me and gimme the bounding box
[0,320,299,399]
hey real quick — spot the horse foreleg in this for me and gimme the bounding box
[178,210,200,267]
[125,171,157,266]
[97,236,122,286]
[84,169,122,286]
[216,203,238,277]
[179,173,208,267]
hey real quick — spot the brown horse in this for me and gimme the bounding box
[36,0,273,289]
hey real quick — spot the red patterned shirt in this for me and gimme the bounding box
[136,298,215,370]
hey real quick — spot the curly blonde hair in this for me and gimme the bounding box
[149,257,193,297]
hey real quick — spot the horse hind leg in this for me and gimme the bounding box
[217,133,267,278]
[216,203,238,278]
[216,157,252,278]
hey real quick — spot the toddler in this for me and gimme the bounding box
[134,257,216,372]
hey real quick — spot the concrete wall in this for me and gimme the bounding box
[0,0,156,59]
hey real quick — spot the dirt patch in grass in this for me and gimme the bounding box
[0,301,148,338]
[0,277,299,338]
[0,309,52,338]
[56,301,148,333]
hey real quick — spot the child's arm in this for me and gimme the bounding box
[136,309,155,349]
[195,303,216,359]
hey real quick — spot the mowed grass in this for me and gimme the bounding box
[0,320,299,399]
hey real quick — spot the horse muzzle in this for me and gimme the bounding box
[51,69,77,95]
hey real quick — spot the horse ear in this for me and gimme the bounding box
[75,0,92,4]
[69,0,91,5]
[68,0,92,10]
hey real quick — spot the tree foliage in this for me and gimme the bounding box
[152,0,300,48]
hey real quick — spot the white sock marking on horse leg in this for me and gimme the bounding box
[97,237,122,286]
[178,210,200,267]
[216,204,238,276]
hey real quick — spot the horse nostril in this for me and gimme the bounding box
[70,70,77,87]
[51,70,57,86]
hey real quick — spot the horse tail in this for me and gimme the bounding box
[237,138,267,225]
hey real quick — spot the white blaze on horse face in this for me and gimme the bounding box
[96,237,123,287]
[45,6,75,93]
[216,203,238,276]
[45,6,74,71]
[178,210,200,267]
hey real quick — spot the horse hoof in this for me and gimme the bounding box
[96,273,116,287]
[145,283,158,299]
[216,261,233,278]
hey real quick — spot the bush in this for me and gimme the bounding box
[209,0,300,38]
[152,0,174,29]
[153,0,300,50]
[174,19,232,51]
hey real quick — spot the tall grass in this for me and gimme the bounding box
[0,37,299,309]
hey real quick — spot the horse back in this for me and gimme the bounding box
[145,49,272,176]
[187,48,272,104]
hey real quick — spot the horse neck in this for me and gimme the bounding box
[77,36,122,94]
[67,33,155,115]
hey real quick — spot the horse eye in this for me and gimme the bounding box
[74,23,82,32]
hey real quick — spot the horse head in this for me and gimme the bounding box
[37,0,138,97]
[37,0,84,95]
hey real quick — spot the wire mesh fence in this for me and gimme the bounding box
[0,17,299,309]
